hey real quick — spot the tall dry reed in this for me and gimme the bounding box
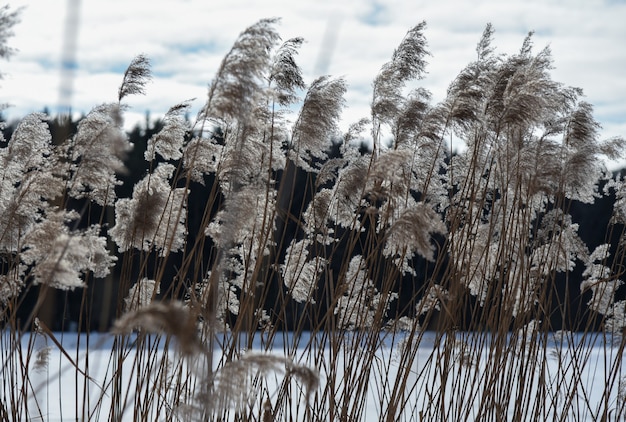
[1,10,626,421]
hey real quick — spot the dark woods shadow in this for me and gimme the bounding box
[1,116,624,333]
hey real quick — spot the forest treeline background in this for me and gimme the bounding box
[1,109,624,333]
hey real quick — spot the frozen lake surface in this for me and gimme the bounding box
[2,331,625,421]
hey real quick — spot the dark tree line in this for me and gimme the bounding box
[1,111,624,332]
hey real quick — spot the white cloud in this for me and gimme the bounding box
[0,0,624,165]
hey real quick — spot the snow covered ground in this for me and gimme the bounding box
[2,331,625,421]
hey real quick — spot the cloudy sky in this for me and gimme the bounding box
[1,0,624,164]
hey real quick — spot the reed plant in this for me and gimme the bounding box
[1,9,626,421]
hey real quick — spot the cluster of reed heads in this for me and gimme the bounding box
[2,8,626,421]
